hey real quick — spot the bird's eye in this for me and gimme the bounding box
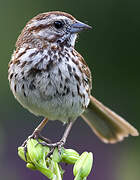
[54,21,64,29]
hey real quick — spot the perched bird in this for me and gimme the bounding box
[8,11,139,148]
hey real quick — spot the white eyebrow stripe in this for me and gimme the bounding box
[27,19,48,28]
[27,15,72,29]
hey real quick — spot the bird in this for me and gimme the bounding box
[8,11,139,149]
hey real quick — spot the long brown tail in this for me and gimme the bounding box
[81,96,139,143]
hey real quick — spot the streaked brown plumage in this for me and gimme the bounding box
[8,11,139,148]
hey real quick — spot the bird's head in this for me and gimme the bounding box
[16,11,92,48]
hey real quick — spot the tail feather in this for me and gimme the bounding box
[81,96,139,143]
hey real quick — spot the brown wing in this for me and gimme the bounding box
[73,49,92,90]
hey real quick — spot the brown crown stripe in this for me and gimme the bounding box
[33,11,75,22]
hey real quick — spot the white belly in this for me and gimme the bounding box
[9,47,90,123]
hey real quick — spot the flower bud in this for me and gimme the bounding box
[26,163,36,170]
[52,148,62,163]
[27,139,49,167]
[61,148,80,164]
[73,152,93,178]
[18,146,31,162]
[27,138,55,179]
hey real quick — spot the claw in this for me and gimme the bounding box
[21,130,52,162]
[24,145,28,161]
[45,148,55,159]
[20,121,73,161]
[39,139,65,159]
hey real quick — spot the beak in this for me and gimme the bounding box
[70,20,92,34]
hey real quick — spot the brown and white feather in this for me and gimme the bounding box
[8,11,139,143]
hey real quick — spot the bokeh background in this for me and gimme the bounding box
[0,0,140,179]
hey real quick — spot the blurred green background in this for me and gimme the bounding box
[0,0,140,179]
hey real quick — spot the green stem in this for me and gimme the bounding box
[74,170,82,180]
[53,162,62,180]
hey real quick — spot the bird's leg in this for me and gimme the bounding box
[22,119,73,159]
[32,117,51,142]
[22,118,50,147]
[38,121,74,155]
[57,121,73,148]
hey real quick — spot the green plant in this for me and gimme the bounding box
[18,139,93,180]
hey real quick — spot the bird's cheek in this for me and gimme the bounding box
[33,30,56,43]
[45,34,57,42]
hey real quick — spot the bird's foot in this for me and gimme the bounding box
[22,130,51,147]
[21,130,51,160]
[37,138,66,158]
[21,121,73,159]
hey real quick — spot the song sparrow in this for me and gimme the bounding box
[8,11,138,148]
